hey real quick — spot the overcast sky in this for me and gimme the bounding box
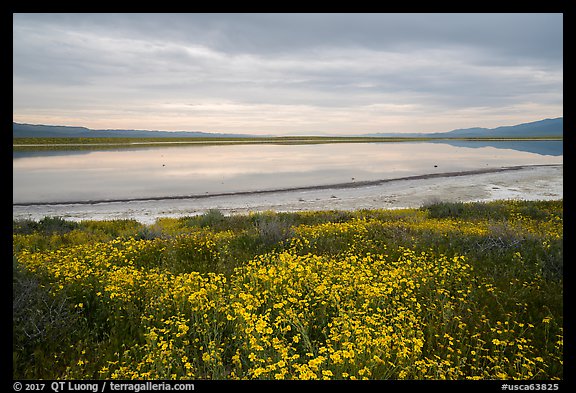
[13,13,563,135]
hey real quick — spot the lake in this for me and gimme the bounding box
[13,140,562,205]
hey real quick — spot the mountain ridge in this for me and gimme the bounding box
[13,117,563,138]
[12,123,253,138]
[365,117,563,138]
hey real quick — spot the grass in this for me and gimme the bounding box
[12,200,563,380]
[13,135,563,151]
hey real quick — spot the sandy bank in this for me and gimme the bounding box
[13,164,562,224]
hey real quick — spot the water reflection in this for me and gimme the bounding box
[13,141,563,204]
[12,139,563,159]
[431,140,563,156]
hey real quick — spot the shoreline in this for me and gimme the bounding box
[13,164,563,224]
[13,164,556,207]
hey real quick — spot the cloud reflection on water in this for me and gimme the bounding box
[13,141,562,204]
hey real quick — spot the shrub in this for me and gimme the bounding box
[200,209,226,228]
[13,260,84,378]
[253,213,295,248]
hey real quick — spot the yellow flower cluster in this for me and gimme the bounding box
[13,202,562,380]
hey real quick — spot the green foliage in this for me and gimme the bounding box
[199,209,227,229]
[422,200,562,221]
[14,216,79,235]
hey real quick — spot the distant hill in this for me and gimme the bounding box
[366,117,563,138]
[13,117,563,139]
[12,123,253,138]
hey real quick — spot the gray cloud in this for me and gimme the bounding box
[14,13,563,61]
[13,13,563,134]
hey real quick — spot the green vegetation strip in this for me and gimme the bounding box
[13,200,563,380]
[13,136,563,151]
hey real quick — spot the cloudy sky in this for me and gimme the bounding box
[13,13,563,135]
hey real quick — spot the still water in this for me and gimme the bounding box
[13,141,562,205]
